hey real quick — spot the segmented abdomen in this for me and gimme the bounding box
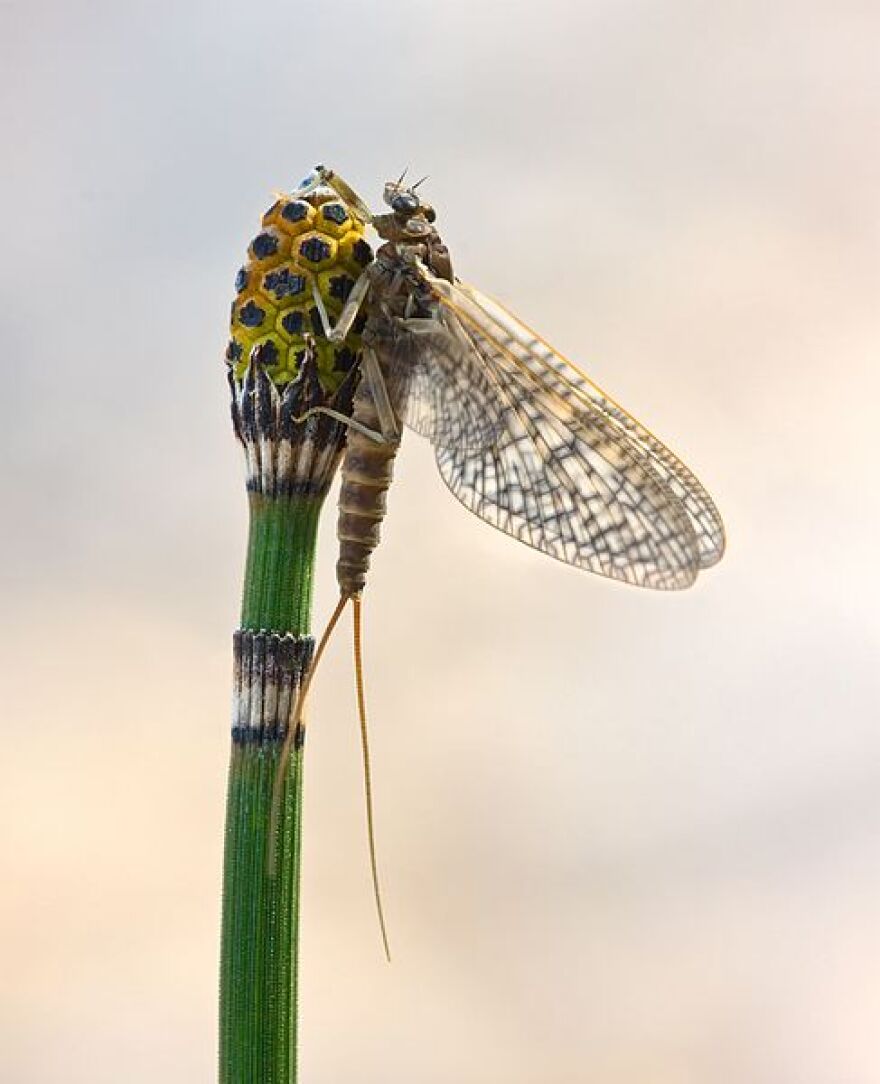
[337,378,400,597]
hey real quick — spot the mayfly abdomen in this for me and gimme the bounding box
[337,366,401,597]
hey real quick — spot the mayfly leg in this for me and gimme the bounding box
[289,406,387,444]
[360,348,400,442]
[290,351,399,445]
[309,282,334,342]
[310,270,373,344]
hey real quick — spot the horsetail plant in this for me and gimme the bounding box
[219,185,372,1083]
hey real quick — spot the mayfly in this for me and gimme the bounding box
[269,165,726,955]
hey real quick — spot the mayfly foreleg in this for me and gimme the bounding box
[308,268,373,344]
[297,165,376,225]
[309,281,334,341]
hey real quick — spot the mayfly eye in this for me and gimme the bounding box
[391,192,419,214]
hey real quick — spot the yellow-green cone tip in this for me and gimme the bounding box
[226,189,373,393]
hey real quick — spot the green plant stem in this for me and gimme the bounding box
[241,494,322,634]
[220,493,322,1084]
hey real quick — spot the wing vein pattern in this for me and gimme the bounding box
[381,265,725,590]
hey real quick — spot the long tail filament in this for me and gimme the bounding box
[265,592,392,963]
[353,596,391,962]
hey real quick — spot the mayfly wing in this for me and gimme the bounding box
[382,315,503,452]
[452,280,726,571]
[401,267,719,589]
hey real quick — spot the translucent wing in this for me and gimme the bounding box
[382,316,502,452]
[400,268,724,589]
[453,280,726,571]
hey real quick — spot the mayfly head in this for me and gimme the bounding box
[382,175,436,225]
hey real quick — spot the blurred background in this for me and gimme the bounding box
[2,1,878,1081]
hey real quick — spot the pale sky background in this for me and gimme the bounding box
[2,1,879,1081]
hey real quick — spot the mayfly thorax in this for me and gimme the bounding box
[262,165,727,958]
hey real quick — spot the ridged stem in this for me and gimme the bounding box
[220,494,322,1084]
[241,494,322,634]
